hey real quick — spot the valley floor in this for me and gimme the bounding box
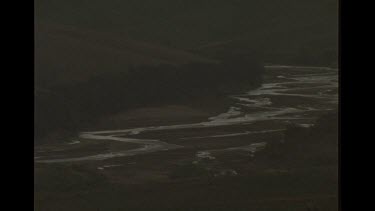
[35,65,338,211]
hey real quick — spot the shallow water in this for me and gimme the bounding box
[35,65,338,163]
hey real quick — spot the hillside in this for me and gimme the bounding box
[34,2,338,210]
[34,0,337,142]
[35,0,338,65]
[35,22,218,88]
[35,21,264,144]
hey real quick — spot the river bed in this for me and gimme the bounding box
[35,65,338,163]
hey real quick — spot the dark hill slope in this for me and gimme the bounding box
[35,0,338,64]
[34,22,263,144]
[35,22,218,88]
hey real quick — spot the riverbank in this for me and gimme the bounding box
[35,65,338,210]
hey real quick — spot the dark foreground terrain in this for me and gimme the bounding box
[35,66,338,211]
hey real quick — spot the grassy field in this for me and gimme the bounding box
[35,111,338,211]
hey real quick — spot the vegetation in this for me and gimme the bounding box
[263,110,338,166]
[35,0,338,65]
[35,54,264,144]
[35,0,338,142]
[34,1,338,210]
[35,111,338,211]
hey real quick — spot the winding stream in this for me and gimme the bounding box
[35,65,338,163]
